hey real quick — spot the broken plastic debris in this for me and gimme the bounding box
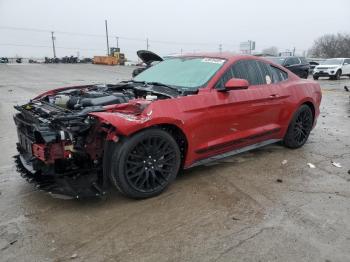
[331,161,342,168]
[281,160,288,165]
[71,253,78,259]
[276,179,283,183]
[344,86,349,92]
[307,163,316,168]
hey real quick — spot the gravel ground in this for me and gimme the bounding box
[0,64,349,262]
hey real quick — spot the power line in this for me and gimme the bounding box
[0,43,105,51]
[1,25,306,52]
[0,25,239,48]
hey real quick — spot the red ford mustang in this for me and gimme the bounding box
[14,53,321,199]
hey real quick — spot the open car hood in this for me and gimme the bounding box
[137,50,163,65]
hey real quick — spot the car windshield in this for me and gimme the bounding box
[266,57,285,65]
[134,57,226,89]
[321,59,343,65]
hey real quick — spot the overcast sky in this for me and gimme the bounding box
[0,0,349,60]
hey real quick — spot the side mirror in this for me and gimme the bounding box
[224,78,249,90]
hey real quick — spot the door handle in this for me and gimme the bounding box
[269,94,279,98]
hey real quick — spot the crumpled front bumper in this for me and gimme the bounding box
[13,111,110,199]
[14,154,107,199]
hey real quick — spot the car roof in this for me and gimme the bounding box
[324,57,349,59]
[178,52,272,63]
[267,56,304,59]
[170,52,295,74]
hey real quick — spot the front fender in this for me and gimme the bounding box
[33,85,94,100]
[90,111,185,137]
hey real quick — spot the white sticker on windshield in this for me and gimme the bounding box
[201,58,225,64]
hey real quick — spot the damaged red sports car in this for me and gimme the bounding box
[14,53,322,199]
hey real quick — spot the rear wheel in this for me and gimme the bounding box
[108,129,181,199]
[302,71,309,79]
[283,105,313,149]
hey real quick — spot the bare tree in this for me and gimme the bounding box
[309,33,350,58]
[262,46,278,56]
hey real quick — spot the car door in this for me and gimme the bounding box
[284,57,301,76]
[193,59,286,159]
[343,59,350,75]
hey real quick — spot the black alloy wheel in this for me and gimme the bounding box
[284,105,314,148]
[108,129,181,199]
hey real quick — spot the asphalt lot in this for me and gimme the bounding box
[0,64,350,262]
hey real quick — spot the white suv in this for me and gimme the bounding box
[313,58,350,80]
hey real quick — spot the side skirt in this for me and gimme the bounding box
[186,139,281,169]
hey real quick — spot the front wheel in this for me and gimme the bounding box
[283,105,314,149]
[335,70,341,80]
[331,70,341,80]
[108,129,181,199]
[313,75,319,80]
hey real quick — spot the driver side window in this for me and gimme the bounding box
[215,60,268,89]
[215,67,234,90]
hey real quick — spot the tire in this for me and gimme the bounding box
[335,70,341,80]
[301,71,308,79]
[283,105,314,149]
[313,75,319,80]
[108,128,181,199]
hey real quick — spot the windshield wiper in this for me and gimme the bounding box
[146,82,179,92]
[128,80,179,92]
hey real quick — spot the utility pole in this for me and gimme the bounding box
[116,36,119,49]
[51,31,56,58]
[292,47,296,56]
[219,44,222,53]
[105,20,110,56]
[146,38,149,50]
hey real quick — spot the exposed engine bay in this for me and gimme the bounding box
[13,81,184,198]
[18,82,179,118]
